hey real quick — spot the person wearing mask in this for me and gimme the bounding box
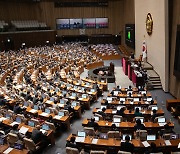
[120,135,134,153]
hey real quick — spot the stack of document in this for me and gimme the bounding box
[75,137,85,143]
[142,141,150,147]
[53,115,62,119]
[19,126,29,135]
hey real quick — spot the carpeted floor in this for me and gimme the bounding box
[43,59,179,154]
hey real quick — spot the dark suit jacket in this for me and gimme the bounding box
[31,129,45,144]
[120,141,134,152]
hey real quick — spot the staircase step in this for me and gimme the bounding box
[151,81,161,84]
[149,77,160,81]
[153,86,162,89]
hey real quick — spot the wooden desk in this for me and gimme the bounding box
[166,99,180,111]
[82,119,174,133]
[93,108,164,121]
[0,145,29,154]
[67,134,180,153]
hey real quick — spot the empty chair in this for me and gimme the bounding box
[90,150,107,154]
[118,151,132,154]
[66,147,80,154]
[107,131,120,138]
[136,130,147,140]
[7,133,19,146]
[84,127,95,136]
[23,137,40,153]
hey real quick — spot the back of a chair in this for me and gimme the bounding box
[66,147,79,154]
[45,121,56,132]
[84,127,95,136]
[31,118,40,126]
[154,116,165,123]
[90,150,107,154]
[118,151,131,154]
[23,137,36,152]
[136,130,147,140]
[162,133,171,140]
[7,133,18,145]
[107,131,120,138]
[94,113,103,120]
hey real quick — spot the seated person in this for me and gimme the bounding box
[13,102,24,114]
[98,107,106,118]
[116,108,125,117]
[120,135,134,153]
[134,119,146,131]
[145,142,161,154]
[151,109,158,122]
[10,124,24,140]
[87,118,99,129]
[31,125,48,145]
[127,85,132,91]
[64,101,74,113]
[33,113,45,124]
[159,124,175,137]
[173,105,180,117]
[66,136,81,151]
[134,107,143,117]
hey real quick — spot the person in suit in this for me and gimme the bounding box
[66,136,81,151]
[25,91,32,101]
[13,102,24,114]
[31,125,47,145]
[116,107,125,117]
[32,94,39,104]
[98,107,106,118]
[10,124,24,140]
[151,109,158,122]
[87,118,99,129]
[145,142,161,154]
[134,107,143,117]
[120,135,134,152]
[134,119,146,131]
[64,101,74,113]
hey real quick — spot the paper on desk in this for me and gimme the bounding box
[10,121,20,126]
[0,117,7,122]
[112,110,117,114]
[58,104,64,107]
[158,123,167,127]
[46,100,53,104]
[40,129,46,134]
[19,126,29,135]
[92,138,98,144]
[75,137,85,143]
[178,142,180,148]
[97,109,102,112]
[40,112,49,117]
[3,147,13,154]
[165,140,171,146]
[53,115,62,119]
[142,141,150,147]
[78,98,83,101]
[29,109,37,113]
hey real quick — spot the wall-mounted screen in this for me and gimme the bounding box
[70,18,83,29]
[83,18,96,28]
[125,24,135,49]
[56,19,70,29]
[96,18,108,28]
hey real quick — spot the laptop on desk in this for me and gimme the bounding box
[147,135,156,141]
[158,117,166,126]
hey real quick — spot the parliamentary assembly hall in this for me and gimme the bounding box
[0,0,180,153]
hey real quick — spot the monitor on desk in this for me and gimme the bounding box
[82,94,87,99]
[16,117,21,123]
[158,117,166,123]
[147,98,153,102]
[114,91,119,96]
[28,121,35,127]
[42,124,50,131]
[50,97,55,102]
[113,117,121,123]
[71,101,77,107]
[120,98,125,102]
[60,99,65,104]
[101,105,107,109]
[94,116,99,122]
[5,113,11,119]
[34,105,39,110]
[77,131,86,137]
[91,89,96,93]
[141,91,146,95]
[99,133,108,139]
[58,111,65,117]
[107,97,113,101]
[45,108,51,114]
[24,102,28,107]
[122,134,132,141]
[72,93,76,97]
[170,134,179,140]
[133,98,139,102]
[147,135,156,141]
[151,106,158,111]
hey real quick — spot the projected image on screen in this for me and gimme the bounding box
[96,18,108,28]
[83,18,96,28]
[70,18,83,29]
[56,19,70,29]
